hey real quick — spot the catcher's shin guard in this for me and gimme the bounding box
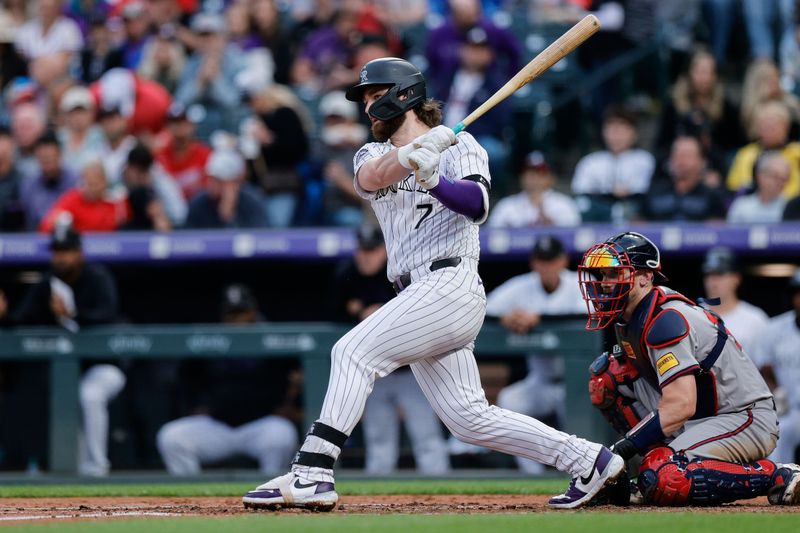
[638,447,777,506]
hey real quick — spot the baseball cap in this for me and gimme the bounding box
[356,225,384,249]
[702,247,738,275]
[524,151,551,173]
[221,283,257,314]
[465,26,489,46]
[50,220,82,251]
[191,12,226,34]
[206,149,245,181]
[319,91,358,120]
[530,235,565,260]
[122,1,146,20]
[60,86,95,113]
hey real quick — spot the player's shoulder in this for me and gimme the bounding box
[736,300,770,321]
[767,309,798,329]
[645,304,690,349]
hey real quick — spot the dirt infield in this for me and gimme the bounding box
[1,495,799,523]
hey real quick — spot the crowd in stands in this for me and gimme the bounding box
[1,1,800,234]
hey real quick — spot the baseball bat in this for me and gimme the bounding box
[452,14,600,134]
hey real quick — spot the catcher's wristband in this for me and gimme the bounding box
[612,410,666,460]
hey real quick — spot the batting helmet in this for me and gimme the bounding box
[345,57,426,121]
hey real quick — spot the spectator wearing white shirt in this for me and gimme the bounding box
[701,247,769,360]
[488,151,581,228]
[485,236,585,474]
[571,106,655,222]
[727,151,790,224]
[13,0,83,87]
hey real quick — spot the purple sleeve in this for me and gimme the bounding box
[429,177,486,220]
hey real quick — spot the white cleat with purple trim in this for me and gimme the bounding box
[243,472,339,512]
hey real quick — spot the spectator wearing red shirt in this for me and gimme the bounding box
[39,160,129,233]
[156,104,211,200]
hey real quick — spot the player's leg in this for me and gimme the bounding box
[409,346,624,508]
[394,370,450,474]
[244,267,486,510]
[496,375,546,474]
[363,376,402,474]
[235,415,299,474]
[156,415,236,475]
[78,364,126,477]
[637,399,799,505]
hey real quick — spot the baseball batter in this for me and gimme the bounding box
[579,231,800,506]
[243,57,624,511]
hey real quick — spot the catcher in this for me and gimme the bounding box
[580,231,800,506]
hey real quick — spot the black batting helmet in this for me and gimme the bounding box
[605,232,668,283]
[345,57,426,121]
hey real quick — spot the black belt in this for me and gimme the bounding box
[392,257,462,294]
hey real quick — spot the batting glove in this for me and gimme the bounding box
[413,125,458,153]
[407,146,440,189]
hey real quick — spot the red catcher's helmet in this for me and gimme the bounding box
[578,232,667,330]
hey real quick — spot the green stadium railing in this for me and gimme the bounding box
[0,321,605,474]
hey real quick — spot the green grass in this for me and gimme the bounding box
[0,479,569,498]
[2,513,799,533]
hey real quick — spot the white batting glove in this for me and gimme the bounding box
[407,146,440,189]
[413,125,458,153]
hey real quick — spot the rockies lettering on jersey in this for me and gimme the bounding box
[353,132,490,281]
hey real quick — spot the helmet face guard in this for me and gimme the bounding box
[367,78,426,121]
[578,242,636,330]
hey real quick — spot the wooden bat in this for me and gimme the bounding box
[452,14,600,134]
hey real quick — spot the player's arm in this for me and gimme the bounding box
[657,373,696,434]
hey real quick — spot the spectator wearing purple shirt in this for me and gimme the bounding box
[425,0,522,95]
[118,1,152,70]
[19,131,79,230]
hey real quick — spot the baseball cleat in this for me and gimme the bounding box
[548,447,626,509]
[243,472,338,511]
[768,463,800,505]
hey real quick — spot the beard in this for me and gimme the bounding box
[370,113,406,142]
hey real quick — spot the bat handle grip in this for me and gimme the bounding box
[452,122,466,134]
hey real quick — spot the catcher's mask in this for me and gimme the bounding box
[345,57,426,121]
[578,232,667,330]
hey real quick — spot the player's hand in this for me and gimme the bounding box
[50,294,69,318]
[0,290,8,320]
[413,125,458,153]
[408,146,440,189]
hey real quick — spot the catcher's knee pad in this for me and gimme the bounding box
[638,448,777,506]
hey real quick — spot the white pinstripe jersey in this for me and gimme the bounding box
[353,132,491,281]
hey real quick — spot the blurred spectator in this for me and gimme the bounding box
[119,183,173,231]
[641,135,728,221]
[226,1,261,51]
[315,90,370,227]
[240,85,311,228]
[76,14,124,84]
[250,0,293,85]
[727,151,790,224]
[155,103,212,200]
[701,247,769,360]
[57,85,106,176]
[174,12,243,140]
[486,235,584,474]
[0,221,124,476]
[425,0,522,93]
[436,25,512,178]
[97,105,137,187]
[39,160,129,233]
[10,101,47,179]
[330,226,450,475]
[0,127,24,230]
[0,9,27,91]
[488,151,580,227]
[157,283,299,475]
[123,143,187,226]
[741,0,798,87]
[751,270,800,464]
[19,131,80,230]
[702,0,738,67]
[290,6,361,95]
[654,47,743,167]
[118,1,152,70]
[91,68,172,137]
[571,106,655,222]
[13,0,83,87]
[373,0,429,30]
[783,194,800,220]
[740,59,800,141]
[185,148,267,228]
[137,24,186,94]
[727,100,800,199]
